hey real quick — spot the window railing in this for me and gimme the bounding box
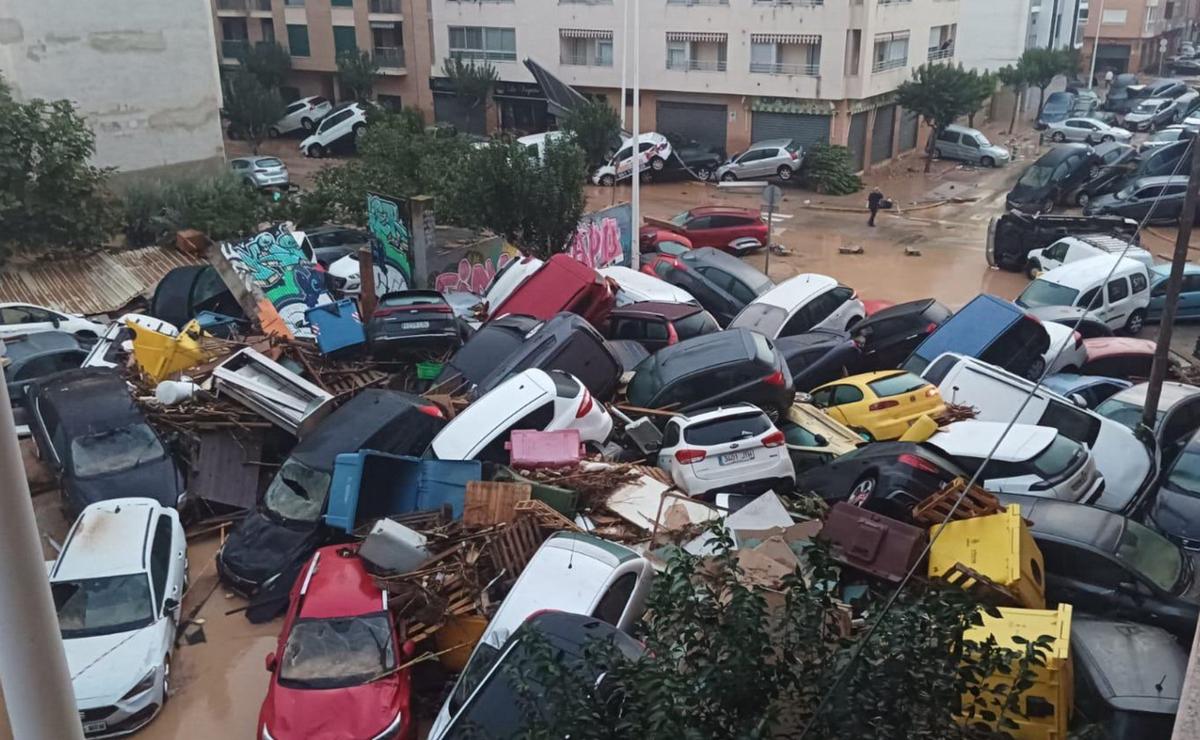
[561,52,614,66]
[927,45,954,60]
[667,58,727,71]
[374,46,405,67]
[872,56,906,72]
[217,0,247,10]
[752,0,824,5]
[252,0,272,10]
[370,0,403,12]
[560,0,614,4]
[877,0,912,4]
[667,0,729,5]
[750,61,819,75]
[284,0,304,6]
[221,39,250,58]
[450,49,517,62]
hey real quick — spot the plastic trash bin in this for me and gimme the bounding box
[305,298,365,356]
[928,504,1046,610]
[506,429,584,469]
[821,502,927,582]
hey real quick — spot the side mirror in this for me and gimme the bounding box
[402,639,417,658]
[163,597,179,614]
[1070,393,1088,408]
[813,434,829,447]
[49,317,61,328]
[265,652,277,672]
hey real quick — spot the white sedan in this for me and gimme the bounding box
[0,302,107,340]
[1045,117,1133,145]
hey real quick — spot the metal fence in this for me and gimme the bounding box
[667,58,727,71]
[561,52,613,66]
[750,61,819,75]
[927,46,954,61]
[374,46,406,67]
[872,57,906,72]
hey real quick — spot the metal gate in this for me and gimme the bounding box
[847,111,868,171]
[433,93,486,135]
[656,101,728,156]
[870,104,896,163]
[899,108,919,151]
[750,112,832,149]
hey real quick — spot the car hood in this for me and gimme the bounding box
[1152,485,1200,544]
[69,456,182,511]
[1125,111,1153,121]
[1090,429,1153,512]
[1007,183,1049,204]
[65,621,166,703]
[262,675,407,740]
[328,255,360,281]
[220,510,322,587]
[1086,192,1122,211]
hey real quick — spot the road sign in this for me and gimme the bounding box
[1161,38,1169,52]
[761,184,784,209]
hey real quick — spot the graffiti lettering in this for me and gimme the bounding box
[568,217,624,269]
[220,224,332,337]
[366,192,413,294]
[434,252,514,294]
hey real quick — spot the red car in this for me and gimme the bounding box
[259,545,414,740]
[1080,337,1157,379]
[639,225,693,255]
[487,253,616,326]
[656,205,769,253]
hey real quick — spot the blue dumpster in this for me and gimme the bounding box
[305,299,366,356]
[325,451,482,532]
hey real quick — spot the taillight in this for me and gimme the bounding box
[925,322,939,333]
[764,370,785,387]
[674,448,707,464]
[418,405,444,419]
[869,399,900,411]
[898,453,939,474]
[924,387,939,398]
[666,321,679,345]
[1073,330,1082,350]
[790,150,798,160]
[761,430,785,448]
[576,389,593,418]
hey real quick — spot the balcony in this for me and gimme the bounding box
[750,61,819,75]
[753,0,823,5]
[927,45,954,61]
[871,57,906,72]
[667,58,727,71]
[666,0,729,5]
[877,0,912,4]
[374,46,405,68]
[251,0,272,10]
[561,52,613,66]
[221,39,250,59]
[217,0,247,10]
[369,0,403,12]
[560,0,613,3]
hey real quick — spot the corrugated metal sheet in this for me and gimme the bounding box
[0,247,199,317]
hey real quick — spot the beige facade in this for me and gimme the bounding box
[1080,0,1196,75]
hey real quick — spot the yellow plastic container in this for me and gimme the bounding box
[435,614,488,672]
[928,504,1046,609]
[962,604,1073,740]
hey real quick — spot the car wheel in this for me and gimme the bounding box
[1075,190,1090,208]
[1024,357,1047,381]
[307,143,325,158]
[1102,134,1115,143]
[980,156,995,168]
[300,117,315,133]
[639,170,652,184]
[1125,309,1146,335]
[353,123,366,139]
[1025,259,1041,279]
[1040,198,1055,214]
[650,156,665,172]
[695,166,714,182]
[243,177,256,188]
[720,172,738,182]
[599,174,615,186]
[848,475,876,506]
[267,126,280,138]
[776,165,793,181]
[1051,131,1066,142]
[162,655,171,703]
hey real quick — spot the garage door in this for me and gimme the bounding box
[847,111,868,171]
[434,93,486,136]
[898,108,919,152]
[750,112,832,150]
[656,101,728,156]
[870,105,896,164]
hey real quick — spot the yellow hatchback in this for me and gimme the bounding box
[810,370,945,441]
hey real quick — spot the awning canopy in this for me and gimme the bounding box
[751,33,821,45]
[875,30,910,41]
[524,57,591,119]
[560,28,614,40]
[666,31,727,43]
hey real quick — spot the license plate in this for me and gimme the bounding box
[718,450,754,466]
[401,321,430,330]
[82,721,107,733]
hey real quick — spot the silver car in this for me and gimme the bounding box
[716,139,803,182]
[229,156,289,189]
[1046,117,1133,145]
[932,124,1011,167]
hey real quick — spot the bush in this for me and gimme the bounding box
[800,144,863,195]
[121,175,274,247]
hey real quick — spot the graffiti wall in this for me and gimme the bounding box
[220,224,333,337]
[567,202,633,269]
[429,231,518,295]
[367,192,414,294]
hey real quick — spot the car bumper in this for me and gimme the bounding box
[253,175,291,187]
[215,551,264,597]
[78,685,163,738]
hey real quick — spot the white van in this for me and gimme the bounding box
[1025,235,1154,277]
[922,352,1154,513]
[1015,255,1151,335]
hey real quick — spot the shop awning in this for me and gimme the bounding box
[665,31,727,43]
[751,33,821,45]
[559,28,614,40]
[523,57,591,119]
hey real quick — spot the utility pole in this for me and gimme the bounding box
[0,345,85,740]
[1087,0,1107,89]
[1142,135,1200,431]
[629,0,640,271]
[619,0,628,130]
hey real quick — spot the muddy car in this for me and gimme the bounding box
[986,212,1139,272]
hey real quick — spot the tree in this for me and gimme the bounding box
[1020,48,1075,118]
[895,63,982,172]
[237,41,291,91]
[0,74,120,259]
[336,50,380,103]
[443,57,498,109]
[965,70,996,128]
[561,99,621,169]
[996,64,1028,134]
[222,68,286,154]
[799,144,862,194]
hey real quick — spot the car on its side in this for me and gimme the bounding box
[657,404,795,498]
[1041,373,1131,409]
[810,371,944,441]
[661,132,725,182]
[2,331,87,405]
[598,265,697,306]
[716,138,805,182]
[1024,305,1114,339]
[850,298,952,372]
[931,124,1011,167]
[728,274,865,340]
[51,498,187,739]
[366,291,468,358]
[258,545,415,740]
[271,95,332,136]
[657,206,770,254]
[1079,337,1157,379]
[592,132,672,185]
[1148,261,1200,322]
[488,254,616,327]
[0,302,106,340]
[902,294,1050,380]
[1124,97,1177,131]
[641,247,774,326]
[1085,175,1193,225]
[1069,141,1139,208]
[229,156,289,190]
[300,102,368,158]
[1006,144,1098,213]
[1037,91,1077,128]
[774,329,862,391]
[1045,117,1133,145]
[986,211,1139,273]
[1015,255,1151,335]
[604,301,719,353]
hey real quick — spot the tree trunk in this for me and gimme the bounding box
[924,127,936,173]
[1008,88,1021,134]
[968,111,977,127]
[1037,85,1048,118]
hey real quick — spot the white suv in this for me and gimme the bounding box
[592,132,673,185]
[657,404,795,498]
[50,498,188,738]
[300,102,368,157]
[271,95,332,136]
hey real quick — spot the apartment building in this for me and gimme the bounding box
[957,0,1085,73]
[212,0,435,114]
[430,0,963,170]
[1081,0,1194,74]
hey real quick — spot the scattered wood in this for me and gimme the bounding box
[838,245,865,255]
[911,478,1003,526]
[904,246,922,256]
[936,562,1024,608]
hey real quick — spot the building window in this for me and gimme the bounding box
[749,35,821,75]
[287,24,310,56]
[664,33,728,72]
[559,31,614,66]
[334,26,358,56]
[872,33,908,72]
[372,23,405,67]
[378,94,403,110]
[927,24,955,61]
[260,19,276,43]
[332,0,353,6]
[1101,8,1126,24]
[284,0,304,5]
[448,26,517,62]
[1165,1,1175,19]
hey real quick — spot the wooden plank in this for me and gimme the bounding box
[911,478,1003,526]
[191,431,262,509]
[463,481,531,527]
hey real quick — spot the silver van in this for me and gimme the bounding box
[933,124,1011,167]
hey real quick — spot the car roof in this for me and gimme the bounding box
[297,546,385,619]
[944,123,982,133]
[680,248,773,289]
[1151,261,1200,279]
[609,301,703,320]
[1024,304,1101,322]
[52,498,159,580]
[1083,336,1156,358]
[858,297,941,322]
[1132,174,1191,187]
[1035,255,1145,288]
[1140,97,1171,105]
[748,138,792,148]
[1093,141,1132,157]
[1071,617,1186,713]
[1,331,81,360]
[1107,380,1200,409]
[1036,143,1091,165]
[927,420,1056,461]
[292,389,439,469]
[652,328,759,379]
[34,368,142,433]
[1042,373,1128,395]
[752,273,837,309]
[828,370,913,391]
[774,328,849,352]
[677,402,764,424]
[686,205,759,218]
[912,294,1024,361]
[997,493,1125,550]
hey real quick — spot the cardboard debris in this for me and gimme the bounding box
[684,492,792,556]
[604,471,718,533]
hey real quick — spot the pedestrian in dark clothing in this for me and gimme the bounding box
[867,187,884,227]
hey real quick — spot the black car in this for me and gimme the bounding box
[1132,139,1190,181]
[850,299,952,372]
[1072,616,1186,738]
[472,312,621,402]
[625,328,794,415]
[1025,305,1114,339]
[1104,75,1148,114]
[997,493,1200,642]
[1036,91,1077,128]
[662,132,725,182]
[366,290,468,358]
[1071,141,1139,208]
[2,331,87,406]
[604,301,719,353]
[987,211,1138,272]
[298,225,370,267]
[774,329,861,391]
[1150,427,1200,550]
[216,389,446,596]
[25,368,184,519]
[150,265,243,328]
[1085,175,1193,225]
[1006,144,1098,213]
[433,314,540,393]
[795,441,963,520]
[647,247,774,325]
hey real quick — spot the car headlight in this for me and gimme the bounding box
[371,709,404,740]
[120,669,157,702]
[261,572,281,590]
[261,725,277,740]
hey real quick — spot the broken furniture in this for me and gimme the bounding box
[928,504,1046,610]
[212,347,335,437]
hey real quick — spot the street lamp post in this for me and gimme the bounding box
[1088,0,1107,89]
[629,0,640,271]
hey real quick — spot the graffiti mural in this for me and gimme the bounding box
[434,251,516,294]
[220,224,332,337]
[366,192,414,294]
[568,203,633,269]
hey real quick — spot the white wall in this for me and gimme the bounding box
[957,0,1031,71]
[0,0,226,177]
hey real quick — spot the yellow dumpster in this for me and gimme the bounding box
[928,504,1045,609]
[130,319,216,382]
[962,604,1073,740]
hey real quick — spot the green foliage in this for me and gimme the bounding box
[0,74,121,260]
[561,100,621,169]
[237,42,292,91]
[121,175,288,246]
[337,50,380,103]
[223,69,286,153]
[897,64,991,171]
[997,64,1028,134]
[799,144,863,195]
[966,70,996,127]
[443,57,498,108]
[1018,48,1077,114]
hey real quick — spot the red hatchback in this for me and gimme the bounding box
[656,205,769,253]
[487,253,616,326]
[258,545,414,740]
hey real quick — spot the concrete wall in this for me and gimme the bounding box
[0,0,226,178]
[956,0,1030,72]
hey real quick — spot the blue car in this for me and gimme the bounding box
[1042,372,1132,409]
[1148,263,1200,321]
[901,294,1049,381]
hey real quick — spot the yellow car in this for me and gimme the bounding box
[809,370,945,441]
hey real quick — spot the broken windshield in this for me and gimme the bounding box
[279,614,395,689]
[53,575,155,639]
[70,423,164,478]
[263,458,332,523]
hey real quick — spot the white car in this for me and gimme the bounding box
[483,255,543,311]
[1045,117,1133,145]
[1139,125,1188,152]
[657,404,795,498]
[0,302,107,340]
[1025,235,1154,277]
[428,531,654,740]
[925,420,1104,504]
[599,265,696,306]
[591,132,672,185]
[326,253,362,294]
[50,498,188,738]
[83,314,178,369]
[1016,255,1151,335]
[516,131,569,162]
[428,368,612,461]
[727,274,866,340]
[1041,320,1088,375]
[270,95,332,137]
[300,102,368,158]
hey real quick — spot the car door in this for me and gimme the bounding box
[1127,185,1163,219]
[1160,183,1189,222]
[1038,540,1128,614]
[935,130,961,160]
[1175,274,1200,318]
[0,305,59,337]
[683,216,718,246]
[1040,240,1071,270]
[736,148,772,178]
[1103,276,1133,327]
[958,134,983,162]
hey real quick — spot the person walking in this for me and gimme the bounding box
[1104,69,1114,90]
[867,187,884,227]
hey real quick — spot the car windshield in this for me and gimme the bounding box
[52,575,155,639]
[1029,435,1081,478]
[867,372,927,398]
[1094,397,1153,428]
[69,423,164,478]
[1016,280,1080,308]
[1166,447,1200,497]
[278,614,396,689]
[1115,520,1184,592]
[626,355,665,406]
[669,211,690,227]
[684,412,771,445]
[731,304,789,336]
[262,458,333,523]
[1018,164,1055,188]
[1151,129,1180,142]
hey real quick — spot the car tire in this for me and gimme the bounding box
[846,315,861,331]
[650,156,665,172]
[599,174,615,186]
[695,166,714,182]
[1025,259,1041,279]
[243,177,256,188]
[777,165,793,181]
[267,126,280,138]
[1040,198,1055,214]
[307,143,325,158]
[980,156,995,168]
[720,172,738,182]
[1051,131,1066,142]
[353,123,366,139]
[848,474,877,506]
[1125,309,1146,335]
[1024,357,1047,381]
[1075,190,1090,208]
[301,117,315,133]
[1102,134,1115,143]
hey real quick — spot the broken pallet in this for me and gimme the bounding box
[911,477,1003,526]
[937,562,1024,608]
